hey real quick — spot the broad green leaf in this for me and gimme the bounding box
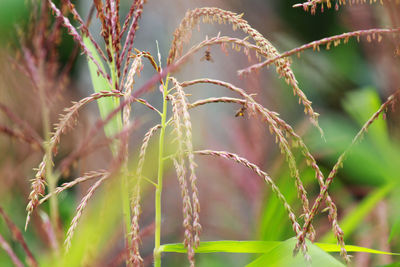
[246,238,344,267]
[159,239,399,256]
[320,182,394,243]
[316,243,400,256]
[159,240,281,254]
[83,36,122,141]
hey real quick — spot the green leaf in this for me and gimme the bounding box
[247,238,344,267]
[159,239,400,256]
[316,243,400,256]
[320,182,394,243]
[159,240,281,254]
[83,36,122,141]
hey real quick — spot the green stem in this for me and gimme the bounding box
[43,106,59,231]
[108,39,132,264]
[38,84,60,250]
[154,74,170,267]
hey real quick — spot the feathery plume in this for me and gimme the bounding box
[168,8,321,133]
[169,93,195,267]
[239,27,400,75]
[129,124,161,266]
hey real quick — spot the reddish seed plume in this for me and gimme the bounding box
[47,0,112,84]
[239,27,400,81]
[64,0,108,62]
[120,0,145,86]
[168,7,322,135]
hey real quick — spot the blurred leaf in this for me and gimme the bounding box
[320,182,395,243]
[308,88,400,186]
[0,0,28,44]
[160,240,280,254]
[246,238,344,267]
[83,36,122,141]
[389,216,400,244]
[160,238,400,257]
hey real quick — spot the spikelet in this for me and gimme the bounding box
[39,170,109,205]
[293,0,386,13]
[129,124,161,266]
[25,91,122,230]
[301,90,400,263]
[64,174,109,251]
[240,27,400,75]
[167,7,321,135]
[170,77,202,247]
[194,150,302,238]
[47,1,111,84]
[119,0,145,85]
[169,93,195,266]
[180,79,312,236]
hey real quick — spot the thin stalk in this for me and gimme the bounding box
[108,38,132,266]
[154,74,170,267]
[39,84,59,245]
[43,108,59,232]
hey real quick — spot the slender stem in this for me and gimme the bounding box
[43,105,59,232]
[108,38,132,266]
[154,74,170,267]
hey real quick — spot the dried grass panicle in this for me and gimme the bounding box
[48,1,111,84]
[64,174,109,252]
[177,35,272,65]
[25,91,123,230]
[188,95,345,243]
[270,112,342,243]
[63,0,107,62]
[172,158,195,266]
[293,0,385,13]
[169,94,196,266]
[122,54,143,167]
[129,124,161,266]
[240,27,400,75]
[53,91,124,152]
[25,161,47,230]
[0,206,37,267]
[194,150,302,237]
[170,77,202,247]
[120,1,137,37]
[93,0,108,43]
[168,8,320,133]
[39,170,109,205]
[180,79,312,231]
[301,90,400,263]
[189,97,247,109]
[120,0,145,84]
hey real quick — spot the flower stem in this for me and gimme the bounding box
[154,74,170,267]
